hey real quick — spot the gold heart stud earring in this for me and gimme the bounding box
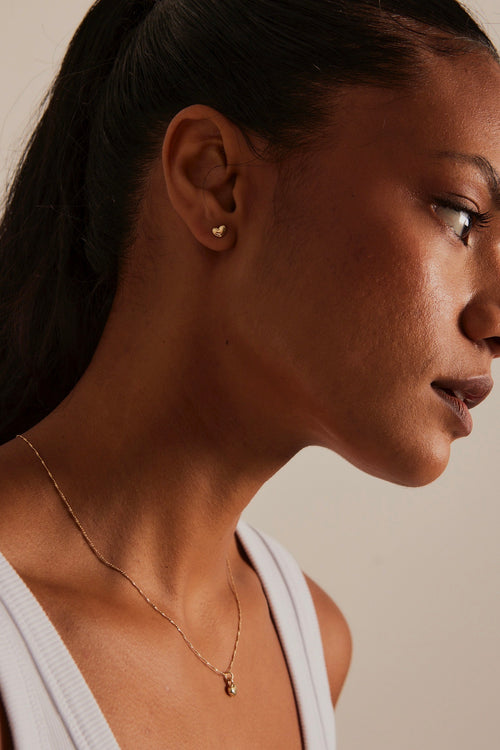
[212,225,228,239]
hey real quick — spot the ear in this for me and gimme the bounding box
[162,105,249,251]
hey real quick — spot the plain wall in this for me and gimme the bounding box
[1,3,499,748]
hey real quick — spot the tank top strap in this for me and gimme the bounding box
[236,521,336,750]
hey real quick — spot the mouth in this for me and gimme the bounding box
[431,375,493,436]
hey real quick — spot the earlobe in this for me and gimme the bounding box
[162,105,242,250]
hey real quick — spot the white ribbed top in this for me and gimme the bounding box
[0,521,335,749]
[237,523,336,749]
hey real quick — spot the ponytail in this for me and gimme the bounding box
[0,1,155,442]
[0,0,496,444]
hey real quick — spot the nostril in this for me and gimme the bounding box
[488,336,500,358]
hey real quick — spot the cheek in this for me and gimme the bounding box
[280,219,434,367]
[320,187,467,341]
[235,168,466,394]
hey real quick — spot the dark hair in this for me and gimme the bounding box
[0,0,497,444]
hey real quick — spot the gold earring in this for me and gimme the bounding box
[212,225,228,239]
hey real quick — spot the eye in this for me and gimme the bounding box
[433,202,474,243]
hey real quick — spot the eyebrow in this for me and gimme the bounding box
[433,150,500,207]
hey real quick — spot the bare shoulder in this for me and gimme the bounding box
[305,575,352,707]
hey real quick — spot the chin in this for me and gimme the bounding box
[390,463,447,488]
[319,422,454,488]
[344,436,452,488]
[379,441,452,488]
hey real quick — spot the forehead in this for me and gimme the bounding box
[326,51,500,161]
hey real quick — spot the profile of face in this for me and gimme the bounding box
[219,51,500,487]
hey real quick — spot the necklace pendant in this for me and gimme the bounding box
[224,672,237,697]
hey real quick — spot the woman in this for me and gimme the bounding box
[0,0,498,747]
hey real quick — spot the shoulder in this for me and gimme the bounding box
[305,575,352,707]
[237,523,352,705]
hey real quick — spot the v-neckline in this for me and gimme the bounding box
[0,522,322,750]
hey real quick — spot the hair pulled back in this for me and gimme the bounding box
[0,0,497,443]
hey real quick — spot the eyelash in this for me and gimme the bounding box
[433,198,493,245]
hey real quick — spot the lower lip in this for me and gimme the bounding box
[432,387,472,436]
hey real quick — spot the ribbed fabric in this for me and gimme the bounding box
[0,522,335,749]
[237,522,336,750]
[0,556,119,749]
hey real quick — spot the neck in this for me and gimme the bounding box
[18,334,296,608]
[12,236,305,607]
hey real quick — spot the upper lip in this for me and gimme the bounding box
[431,375,494,409]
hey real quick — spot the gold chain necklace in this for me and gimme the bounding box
[17,434,242,697]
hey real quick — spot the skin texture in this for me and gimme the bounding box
[210,52,500,488]
[0,50,499,748]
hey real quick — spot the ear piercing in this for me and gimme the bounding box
[212,225,228,239]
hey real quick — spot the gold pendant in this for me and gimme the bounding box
[224,672,237,697]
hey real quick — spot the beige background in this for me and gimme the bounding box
[1,2,499,748]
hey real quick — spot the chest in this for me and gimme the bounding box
[31,584,304,750]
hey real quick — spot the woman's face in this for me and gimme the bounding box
[229,51,500,486]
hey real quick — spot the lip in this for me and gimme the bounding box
[431,375,493,436]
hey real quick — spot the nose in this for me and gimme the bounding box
[460,300,500,358]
